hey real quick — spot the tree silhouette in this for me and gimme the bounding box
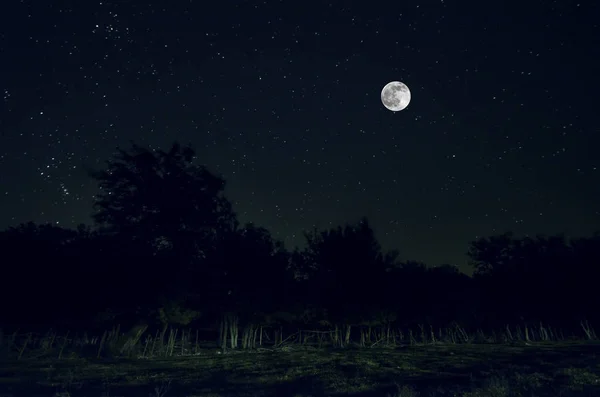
[216,223,291,310]
[88,142,239,322]
[466,232,600,328]
[302,217,392,328]
[91,142,236,252]
[204,223,296,347]
[467,232,516,276]
[3,139,600,347]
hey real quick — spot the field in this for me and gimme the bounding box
[1,342,600,397]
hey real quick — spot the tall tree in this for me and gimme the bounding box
[90,142,236,254]
[302,217,390,324]
[207,223,295,341]
[89,142,238,305]
[467,232,516,276]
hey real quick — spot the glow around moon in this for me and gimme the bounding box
[381,81,411,112]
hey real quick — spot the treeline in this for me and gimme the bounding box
[1,142,599,346]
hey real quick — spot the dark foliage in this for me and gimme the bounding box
[1,141,599,338]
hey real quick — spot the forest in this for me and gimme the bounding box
[3,142,600,396]
[1,141,598,353]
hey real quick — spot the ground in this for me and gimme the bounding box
[1,342,600,396]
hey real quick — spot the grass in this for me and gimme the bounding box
[1,342,600,396]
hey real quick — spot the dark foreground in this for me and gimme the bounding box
[1,343,599,397]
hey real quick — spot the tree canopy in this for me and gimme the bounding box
[90,142,237,258]
[1,140,599,343]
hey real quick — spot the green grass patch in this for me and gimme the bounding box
[1,342,599,396]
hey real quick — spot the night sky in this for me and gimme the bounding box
[2,1,599,272]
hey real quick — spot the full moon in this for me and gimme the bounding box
[381,81,411,112]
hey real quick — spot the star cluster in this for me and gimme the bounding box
[1,0,599,271]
